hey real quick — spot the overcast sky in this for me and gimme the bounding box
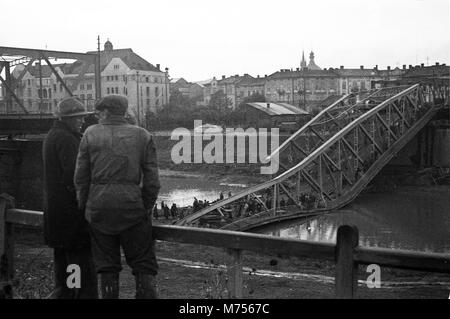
[2,0,449,81]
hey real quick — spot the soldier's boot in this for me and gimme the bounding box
[100,272,119,299]
[135,274,158,299]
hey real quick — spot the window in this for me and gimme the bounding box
[106,76,110,81]
[27,88,31,97]
[87,84,92,90]
[49,89,52,99]
[114,65,119,70]
[53,84,57,91]
[107,88,110,94]
[27,79,31,86]
[80,84,85,91]
[87,94,92,100]
[155,87,159,96]
[115,87,118,94]
[146,99,150,107]
[156,99,159,106]
[146,87,150,96]
[123,75,127,83]
[342,81,346,90]
[146,77,149,83]
[60,84,63,92]
[115,75,118,81]
[154,77,157,83]
[80,94,85,100]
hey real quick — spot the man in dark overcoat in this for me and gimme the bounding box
[42,97,98,299]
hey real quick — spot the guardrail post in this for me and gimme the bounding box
[226,248,243,299]
[335,225,359,299]
[0,193,15,299]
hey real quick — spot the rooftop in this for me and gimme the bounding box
[247,102,309,116]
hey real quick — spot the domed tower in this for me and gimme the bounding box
[104,39,113,51]
[307,51,321,70]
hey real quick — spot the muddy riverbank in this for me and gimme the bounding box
[12,227,450,299]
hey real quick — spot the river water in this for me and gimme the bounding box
[159,175,450,254]
[158,175,248,207]
[257,186,450,253]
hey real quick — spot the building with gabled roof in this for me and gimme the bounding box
[7,40,169,126]
[205,73,254,109]
[264,67,339,111]
[170,78,204,103]
[243,102,309,129]
[235,75,266,105]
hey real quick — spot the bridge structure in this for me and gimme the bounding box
[0,46,101,135]
[176,81,450,231]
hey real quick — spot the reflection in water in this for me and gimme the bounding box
[158,175,449,253]
[255,187,450,253]
[158,176,246,207]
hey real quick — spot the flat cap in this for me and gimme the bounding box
[54,97,91,118]
[95,95,128,115]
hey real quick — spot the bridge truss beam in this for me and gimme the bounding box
[0,46,100,115]
[177,82,449,229]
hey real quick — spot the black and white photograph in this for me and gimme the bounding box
[0,0,449,303]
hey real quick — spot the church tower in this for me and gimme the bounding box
[300,50,307,70]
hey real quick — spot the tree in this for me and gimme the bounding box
[208,90,232,111]
[168,89,194,109]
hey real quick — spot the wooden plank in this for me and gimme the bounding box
[152,225,336,261]
[335,225,359,299]
[226,249,243,298]
[0,199,7,262]
[0,196,14,298]
[6,207,449,276]
[354,247,450,273]
[5,209,43,227]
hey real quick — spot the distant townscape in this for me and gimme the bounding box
[1,40,449,130]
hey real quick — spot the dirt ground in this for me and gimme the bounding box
[11,227,450,299]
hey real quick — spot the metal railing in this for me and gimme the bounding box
[0,195,449,299]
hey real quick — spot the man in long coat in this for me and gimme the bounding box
[42,97,98,298]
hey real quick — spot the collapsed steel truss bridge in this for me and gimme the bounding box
[177,82,449,231]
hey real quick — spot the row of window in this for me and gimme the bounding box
[105,74,165,84]
[79,83,93,91]
[107,87,120,95]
